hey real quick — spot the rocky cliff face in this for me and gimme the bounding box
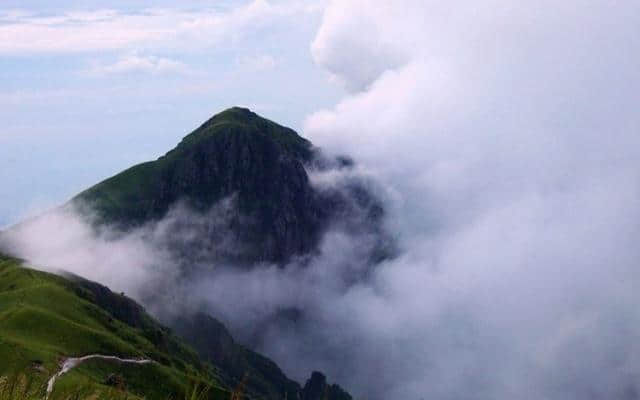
[171,313,354,400]
[172,312,327,400]
[302,372,352,400]
[74,107,389,267]
[75,107,318,264]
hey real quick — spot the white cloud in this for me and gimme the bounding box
[310,1,414,91]
[84,53,192,76]
[0,0,321,54]
[236,54,278,71]
[298,1,640,399]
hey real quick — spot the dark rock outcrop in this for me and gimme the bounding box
[302,371,353,400]
[73,107,392,268]
[74,107,326,265]
[172,312,351,400]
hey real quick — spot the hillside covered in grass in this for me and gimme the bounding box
[0,254,352,400]
[0,253,229,400]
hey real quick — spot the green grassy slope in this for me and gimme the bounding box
[0,254,229,400]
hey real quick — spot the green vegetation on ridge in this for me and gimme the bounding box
[71,107,325,265]
[0,254,229,400]
[74,107,313,229]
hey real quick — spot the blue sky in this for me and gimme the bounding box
[0,0,341,227]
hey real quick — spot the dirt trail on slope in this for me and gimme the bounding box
[45,354,152,399]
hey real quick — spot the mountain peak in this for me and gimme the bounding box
[71,107,389,266]
[73,107,321,263]
[171,106,312,162]
[210,105,255,119]
[199,106,259,128]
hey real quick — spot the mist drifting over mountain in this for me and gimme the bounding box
[3,1,640,399]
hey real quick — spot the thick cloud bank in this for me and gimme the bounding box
[299,1,640,399]
[3,2,640,400]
